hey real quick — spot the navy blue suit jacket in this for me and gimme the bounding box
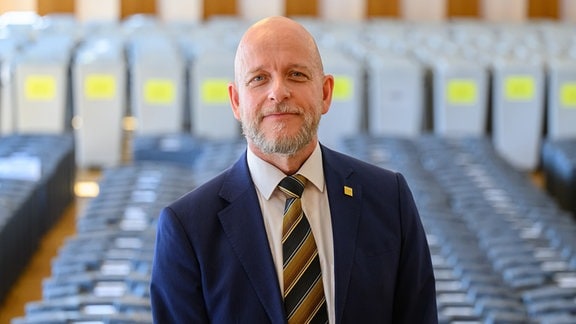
[150,145,437,323]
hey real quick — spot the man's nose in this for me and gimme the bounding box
[267,78,290,102]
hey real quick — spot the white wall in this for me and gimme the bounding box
[75,0,119,22]
[319,0,365,21]
[560,0,576,21]
[157,0,203,22]
[482,0,527,23]
[238,0,284,20]
[402,0,447,21]
[0,0,37,12]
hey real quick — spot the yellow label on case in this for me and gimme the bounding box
[85,74,116,100]
[447,79,477,105]
[145,79,175,105]
[333,76,353,101]
[25,75,56,101]
[202,79,230,104]
[560,82,576,108]
[505,76,535,101]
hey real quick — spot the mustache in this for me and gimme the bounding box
[260,103,302,117]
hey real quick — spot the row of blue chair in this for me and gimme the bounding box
[14,162,198,323]
[13,136,245,324]
[542,138,576,217]
[14,137,247,323]
[0,135,75,305]
[341,135,576,323]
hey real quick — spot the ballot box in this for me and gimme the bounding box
[491,56,545,171]
[73,37,126,168]
[432,57,489,136]
[366,53,425,137]
[128,35,185,134]
[546,56,576,140]
[318,49,365,149]
[0,38,21,135]
[14,35,75,133]
[189,50,239,139]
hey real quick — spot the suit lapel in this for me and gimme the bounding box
[322,146,362,324]
[217,153,286,323]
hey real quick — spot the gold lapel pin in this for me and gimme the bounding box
[344,186,353,197]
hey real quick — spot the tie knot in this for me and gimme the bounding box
[278,174,307,199]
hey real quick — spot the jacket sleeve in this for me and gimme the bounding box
[392,173,438,323]
[150,207,210,323]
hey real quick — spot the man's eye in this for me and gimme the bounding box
[251,75,265,83]
[290,71,308,80]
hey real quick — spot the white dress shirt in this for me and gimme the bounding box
[247,143,335,323]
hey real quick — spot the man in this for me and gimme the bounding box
[150,16,437,323]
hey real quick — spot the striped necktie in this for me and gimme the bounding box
[278,174,328,324]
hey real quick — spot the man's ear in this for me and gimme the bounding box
[321,74,334,115]
[228,82,241,120]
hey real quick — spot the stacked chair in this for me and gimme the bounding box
[13,137,247,323]
[13,162,197,323]
[542,139,576,217]
[0,135,75,306]
[132,134,246,183]
[341,135,576,323]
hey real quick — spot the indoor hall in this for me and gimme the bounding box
[0,0,575,323]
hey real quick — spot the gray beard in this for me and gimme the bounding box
[241,105,319,155]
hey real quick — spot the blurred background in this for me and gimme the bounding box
[0,0,576,323]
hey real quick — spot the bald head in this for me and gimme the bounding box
[234,16,324,83]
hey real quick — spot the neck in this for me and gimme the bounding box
[248,140,318,175]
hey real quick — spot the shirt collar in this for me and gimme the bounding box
[247,143,325,200]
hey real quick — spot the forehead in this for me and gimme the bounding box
[237,31,320,74]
